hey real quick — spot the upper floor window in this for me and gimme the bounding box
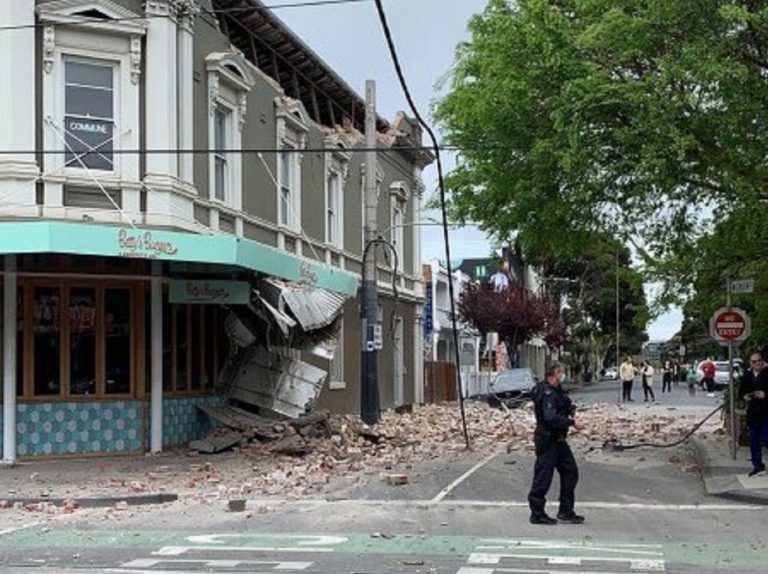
[391,203,404,266]
[279,146,298,229]
[206,52,256,214]
[324,137,350,250]
[326,171,341,246]
[64,58,116,172]
[390,182,409,270]
[276,97,309,233]
[38,0,147,184]
[213,106,231,202]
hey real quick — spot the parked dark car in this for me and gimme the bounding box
[487,368,539,409]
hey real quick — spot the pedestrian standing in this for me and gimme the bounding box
[673,361,682,387]
[662,361,673,393]
[620,357,635,402]
[641,361,656,402]
[739,352,768,477]
[702,357,716,396]
[686,365,697,397]
[528,363,585,525]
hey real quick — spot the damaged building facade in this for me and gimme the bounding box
[0,0,430,461]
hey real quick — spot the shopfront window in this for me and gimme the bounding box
[16,288,24,397]
[14,282,136,401]
[69,288,97,395]
[164,304,224,395]
[105,288,131,395]
[33,287,61,396]
[175,305,189,391]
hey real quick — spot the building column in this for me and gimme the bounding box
[144,1,179,188]
[3,256,17,464]
[177,4,196,187]
[150,261,163,453]
[0,2,39,217]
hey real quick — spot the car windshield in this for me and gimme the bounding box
[493,370,534,387]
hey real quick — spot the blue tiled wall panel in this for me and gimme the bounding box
[158,396,226,447]
[15,401,144,457]
[0,395,226,457]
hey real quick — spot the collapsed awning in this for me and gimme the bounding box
[220,277,349,417]
[0,221,358,296]
[224,346,327,419]
[260,278,346,331]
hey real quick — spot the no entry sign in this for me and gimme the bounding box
[710,307,750,344]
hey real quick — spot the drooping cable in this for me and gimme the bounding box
[372,0,470,448]
[604,404,724,451]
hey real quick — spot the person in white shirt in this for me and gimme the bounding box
[641,361,656,402]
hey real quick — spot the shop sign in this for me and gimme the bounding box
[118,229,179,259]
[169,280,250,305]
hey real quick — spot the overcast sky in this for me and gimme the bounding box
[265,0,681,341]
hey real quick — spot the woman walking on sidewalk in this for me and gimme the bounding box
[641,361,656,402]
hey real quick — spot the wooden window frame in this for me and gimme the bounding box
[165,303,220,397]
[14,279,139,402]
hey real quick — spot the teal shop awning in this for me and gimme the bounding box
[0,221,359,296]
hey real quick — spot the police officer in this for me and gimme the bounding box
[528,363,585,525]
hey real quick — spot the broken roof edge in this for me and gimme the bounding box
[216,0,388,130]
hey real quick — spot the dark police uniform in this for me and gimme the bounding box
[528,381,579,518]
[739,367,768,473]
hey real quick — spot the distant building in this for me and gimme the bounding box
[643,341,665,363]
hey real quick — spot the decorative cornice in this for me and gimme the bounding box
[43,26,56,74]
[177,0,201,33]
[38,0,148,35]
[130,35,142,85]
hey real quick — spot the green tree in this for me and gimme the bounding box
[545,237,649,375]
[435,0,768,277]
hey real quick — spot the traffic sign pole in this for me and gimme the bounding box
[728,280,736,460]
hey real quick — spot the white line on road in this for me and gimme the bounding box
[468,552,665,570]
[457,569,660,574]
[154,546,335,556]
[245,498,762,511]
[122,558,312,570]
[432,452,500,502]
[0,523,39,537]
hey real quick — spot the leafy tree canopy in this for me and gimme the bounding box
[436,0,768,284]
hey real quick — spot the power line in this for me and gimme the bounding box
[373,0,471,449]
[0,145,494,156]
[0,0,377,32]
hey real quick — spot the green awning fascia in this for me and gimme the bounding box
[0,221,359,296]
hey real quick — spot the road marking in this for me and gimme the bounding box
[479,539,663,555]
[121,558,312,570]
[458,570,659,574]
[186,534,347,547]
[0,522,43,537]
[468,553,665,570]
[432,452,500,502]
[245,498,761,511]
[154,546,335,556]
[111,572,421,574]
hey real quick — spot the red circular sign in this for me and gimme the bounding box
[714,310,747,340]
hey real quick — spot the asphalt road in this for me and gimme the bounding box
[0,380,760,574]
[573,377,723,410]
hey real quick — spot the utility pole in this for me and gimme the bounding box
[361,80,380,425]
[616,248,621,405]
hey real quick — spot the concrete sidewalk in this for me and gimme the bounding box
[0,449,249,509]
[692,431,768,505]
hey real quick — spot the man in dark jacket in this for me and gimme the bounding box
[740,351,768,476]
[528,363,585,525]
